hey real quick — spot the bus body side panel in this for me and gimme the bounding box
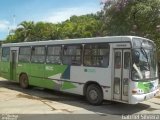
[17,62,31,82]
[44,64,68,90]
[29,63,45,88]
[0,61,10,80]
[59,66,112,100]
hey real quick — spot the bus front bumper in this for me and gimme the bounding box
[130,89,159,104]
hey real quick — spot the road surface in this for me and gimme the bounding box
[0,78,160,120]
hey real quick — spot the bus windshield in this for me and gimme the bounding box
[132,38,158,81]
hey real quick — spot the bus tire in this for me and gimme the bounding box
[19,74,29,89]
[86,84,103,105]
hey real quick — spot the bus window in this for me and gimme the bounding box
[1,47,10,62]
[46,46,61,64]
[114,52,121,69]
[124,52,130,69]
[84,43,109,67]
[62,45,82,65]
[31,46,45,63]
[19,47,31,62]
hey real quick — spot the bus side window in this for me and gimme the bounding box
[62,45,82,65]
[124,52,130,69]
[19,47,31,62]
[84,43,110,67]
[1,47,10,62]
[46,46,61,64]
[115,52,121,69]
[31,46,45,63]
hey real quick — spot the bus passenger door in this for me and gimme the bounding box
[122,49,130,101]
[10,50,17,81]
[113,49,130,102]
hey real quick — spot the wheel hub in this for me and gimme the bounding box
[89,90,98,100]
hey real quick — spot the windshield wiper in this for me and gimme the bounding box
[140,40,149,62]
[140,47,148,61]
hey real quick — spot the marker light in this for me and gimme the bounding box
[132,89,137,94]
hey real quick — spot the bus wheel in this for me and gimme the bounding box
[19,74,29,89]
[86,84,103,105]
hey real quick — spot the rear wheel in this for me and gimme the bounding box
[19,74,29,89]
[86,84,103,105]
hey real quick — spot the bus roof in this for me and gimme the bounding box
[1,36,152,47]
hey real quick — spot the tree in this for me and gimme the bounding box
[101,0,160,49]
[18,21,35,41]
[33,22,54,41]
[61,14,103,39]
[5,14,102,42]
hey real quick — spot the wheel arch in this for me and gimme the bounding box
[19,72,29,89]
[19,72,28,81]
[83,81,103,97]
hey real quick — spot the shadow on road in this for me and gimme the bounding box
[0,80,151,115]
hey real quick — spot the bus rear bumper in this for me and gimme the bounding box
[129,89,159,104]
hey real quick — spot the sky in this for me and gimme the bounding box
[0,0,102,40]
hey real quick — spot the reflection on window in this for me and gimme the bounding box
[84,44,110,67]
[62,45,82,65]
[124,52,130,69]
[2,47,10,62]
[132,49,158,80]
[19,47,31,62]
[46,46,61,64]
[150,50,158,78]
[114,52,121,69]
[132,38,155,49]
[31,46,45,63]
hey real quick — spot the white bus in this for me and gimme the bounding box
[0,36,159,105]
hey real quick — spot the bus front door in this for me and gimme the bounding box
[113,49,130,102]
[10,50,17,81]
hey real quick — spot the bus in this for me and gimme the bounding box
[0,36,159,105]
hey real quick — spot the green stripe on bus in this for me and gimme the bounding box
[61,81,76,90]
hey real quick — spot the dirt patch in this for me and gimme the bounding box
[17,94,38,100]
[146,108,158,111]
[40,100,56,111]
[16,93,74,113]
[155,96,160,99]
[151,102,160,105]
[17,94,57,111]
[60,109,73,113]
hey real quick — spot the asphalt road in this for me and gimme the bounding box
[0,78,160,120]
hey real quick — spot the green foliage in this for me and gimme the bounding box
[61,15,103,39]
[5,14,102,43]
[101,0,160,49]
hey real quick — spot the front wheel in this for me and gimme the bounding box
[19,74,29,89]
[86,84,103,105]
